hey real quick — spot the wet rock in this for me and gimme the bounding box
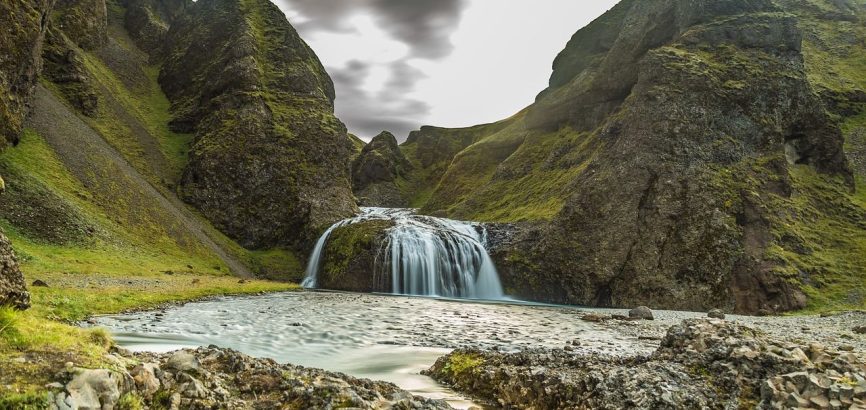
[629,306,654,320]
[708,309,726,319]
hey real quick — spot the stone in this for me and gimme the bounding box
[131,364,160,397]
[31,279,48,287]
[165,351,201,373]
[65,369,126,410]
[708,309,726,319]
[629,306,654,320]
[854,326,866,335]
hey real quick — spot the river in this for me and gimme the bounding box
[91,291,659,408]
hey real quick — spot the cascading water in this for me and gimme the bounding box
[302,208,505,300]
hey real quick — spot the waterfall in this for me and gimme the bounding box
[302,208,505,300]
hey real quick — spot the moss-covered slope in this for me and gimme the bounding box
[392,0,866,314]
[160,0,358,250]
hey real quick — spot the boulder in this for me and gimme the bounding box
[629,306,654,320]
[708,309,726,319]
[165,351,201,373]
[65,369,130,410]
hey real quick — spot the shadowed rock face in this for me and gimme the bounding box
[0,0,53,150]
[352,131,412,207]
[123,0,190,58]
[160,0,357,249]
[53,0,108,50]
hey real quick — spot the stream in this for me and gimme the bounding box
[92,291,659,408]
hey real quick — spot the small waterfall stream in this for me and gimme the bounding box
[302,208,505,300]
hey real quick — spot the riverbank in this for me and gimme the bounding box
[427,317,866,409]
[0,270,296,406]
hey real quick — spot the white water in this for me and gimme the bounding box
[302,208,505,300]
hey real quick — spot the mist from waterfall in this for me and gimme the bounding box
[301,208,505,300]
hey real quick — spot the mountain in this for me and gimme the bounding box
[0,0,360,307]
[349,0,866,314]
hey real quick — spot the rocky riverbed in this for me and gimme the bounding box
[47,346,451,409]
[78,292,866,409]
[426,319,866,409]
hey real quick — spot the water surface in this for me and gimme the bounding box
[94,291,654,408]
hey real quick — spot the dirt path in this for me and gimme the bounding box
[27,85,252,277]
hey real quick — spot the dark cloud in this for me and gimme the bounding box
[277,0,467,58]
[329,60,431,141]
[275,0,468,141]
[369,0,467,59]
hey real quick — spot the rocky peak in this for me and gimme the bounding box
[352,131,412,207]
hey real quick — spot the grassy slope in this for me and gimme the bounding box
[773,0,866,313]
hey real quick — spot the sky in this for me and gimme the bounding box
[273,0,620,141]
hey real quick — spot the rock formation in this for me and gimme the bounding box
[161,0,358,249]
[352,131,412,207]
[0,232,30,310]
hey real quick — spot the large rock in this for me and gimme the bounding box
[0,232,30,310]
[318,219,394,292]
[161,0,357,249]
[0,0,51,312]
[352,131,412,207]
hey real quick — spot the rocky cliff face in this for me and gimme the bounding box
[0,0,53,151]
[352,131,411,207]
[160,0,357,249]
[380,0,866,314]
[0,0,54,310]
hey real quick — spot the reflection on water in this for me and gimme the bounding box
[93,292,651,408]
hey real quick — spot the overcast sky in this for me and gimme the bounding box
[273,0,620,141]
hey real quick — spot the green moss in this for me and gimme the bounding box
[117,393,145,410]
[322,220,392,278]
[441,352,484,378]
